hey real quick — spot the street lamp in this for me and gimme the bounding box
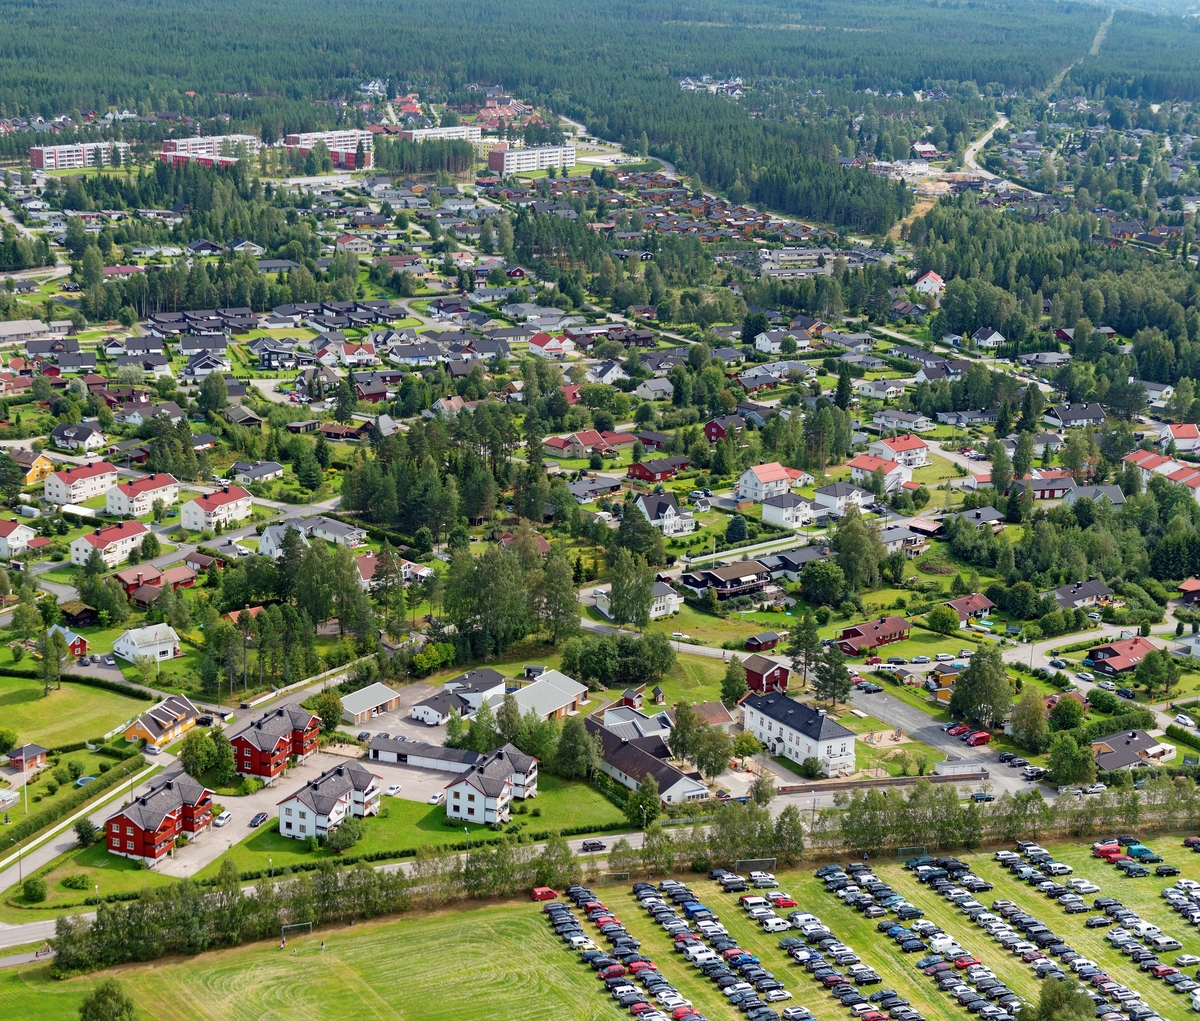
[464,827,470,858]
[269,857,273,880]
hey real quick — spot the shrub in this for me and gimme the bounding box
[45,781,58,795]
[67,760,84,780]
[52,766,69,785]
[237,776,265,797]
[62,873,90,890]
[98,762,110,773]
[22,877,46,902]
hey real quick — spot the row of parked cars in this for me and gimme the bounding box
[545,884,703,1021]
[643,874,793,1021]
[982,843,1177,1021]
[1091,836,1174,879]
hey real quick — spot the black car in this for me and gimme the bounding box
[998,752,1016,763]
[1156,864,1181,876]
[249,812,269,827]
[1117,688,1135,699]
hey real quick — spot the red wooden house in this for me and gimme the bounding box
[626,456,690,483]
[836,615,912,655]
[229,703,320,780]
[105,773,213,865]
[704,415,745,444]
[8,743,47,772]
[745,631,781,652]
[743,654,789,693]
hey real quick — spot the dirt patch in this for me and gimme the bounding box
[322,743,365,759]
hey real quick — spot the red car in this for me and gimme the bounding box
[946,725,971,737]
[860,1012,888,1021]
[966,732,991,746]
[723,948,748,960]
[1185,836,1200,848]
[771,896,798,908]
[629,961,657,974]
[532,886,558,901]
[865,656,882,665]
[671,1009,699,1020]
[599,964,626,979]
[630,1005,655,1016]
[1150,965,1178,978]
[954,956,981,969]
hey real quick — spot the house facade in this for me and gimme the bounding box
[836,615,912,655]
[743,653,790,693]
[106,473,179,517]
[635,492,695,536]
[113,623,180,663]
[44,462,119,504]
[181,486,253,531]
[230,703,321,780]
[760,494,816,529]
[594,581,682,620]
[277,760,382,839]
[105,773,213,865]
[868,433,930,468]
[737,462,791,502]
[1088,636,1158,676]
[445,745,539,824]
[740,692,855,776]
[847,454,911,492]
[124,694,200,748]
[0,518,37,558]
[70,520,150,567]
[679,560,770,600]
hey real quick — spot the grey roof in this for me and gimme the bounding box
[944,507,1004,526]
[1045,579,1113,608]
[285,760,379,816]
[1092,729,1161,771]
[742,692,855,742]
[451,743,536,797]
[1066,483,1125,505]
[232,460,284,480]
[652,581,676,598]
[230,702,318,752]
[762,493,813,510]
[411,690,471,718]
[816,482,871,498]
[637,492,681,521]
[444,668,506,695]
[509,669,586,718]
[296,515,366,540]
[340,682,401,717]
[112,771,209,832]
[133,694,200,740]
[585,717,701,794]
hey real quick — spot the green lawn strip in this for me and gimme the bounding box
[0,675,145,747]
[0,901,623,1021]
[960,844,1195,1020]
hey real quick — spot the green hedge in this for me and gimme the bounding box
[1069,710,1156,745]
[0,667,151,701]
[1167,724,1200,752]
[5,755,146,844]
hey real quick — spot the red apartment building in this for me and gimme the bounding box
[229,703,320,780]
[626,456,690,483]
[105,773,213,865]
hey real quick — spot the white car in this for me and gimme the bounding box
[1084,783,1107,794]
[385,784,402,797]
[1176,714,1196,728]
[1076,671,1094,681]
[428,791,445,805]
[1096,680,1116,690]
[764,990,793,1002]
[213,811,232,827]
[671,632,690,639]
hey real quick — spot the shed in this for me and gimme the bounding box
[340,682,404,725]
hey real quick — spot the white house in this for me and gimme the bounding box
[277,760,381,839]
[181,486,252,531]
[754,330,809,355]
[587,718,709,806]
[868,433,930,467]
[855,378,904,400]
[505,669,589,721]
[0,518,37,558]
[257,522,310,560]
[113,623,181,663]
[70,520,149,567]
[1159,423,1200,454]
[872,409,934,433]
[972,327,1005,349]
[585,360,628,385]
[737,462,792,502]
[814,482,872,517]
[49,422,107,452]
[635,492,695,536]
[44,462,119,504]
[445,745,538,825]
[106,473,179,518]
[528,333,573,359]
[914,271,944,296]
[595,580,682,620]
[442,668,508,710]
[760,494,816,529]
[741,692,856,777]
[846,453,912,492]
[634,378,674,401]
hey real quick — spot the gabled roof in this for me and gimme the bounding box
[231,702,319,752]
[744,461,790,483]
[847,453,902,474]
[77,519,149,549]
[740,692,854,741]
[189,486,251,511]
[109,771,210,833]
[279,760,380,816]
[877,433,927,452]
[585,717,704,796]
[133,695,200,739]
[52,461,118,484]
[340,682,401,716]
[945,593,995,619]
[116,472,178,498]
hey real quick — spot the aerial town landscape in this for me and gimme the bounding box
[2,0,1200,1019]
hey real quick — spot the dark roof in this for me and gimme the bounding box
[637,493,681,521]
[110,771,209,832]
[229,702,318,752]
[283,760,379,816]
[585,717,697,793]
[443,668,506,694]
[451,743,537,797]
[741,692,854,741]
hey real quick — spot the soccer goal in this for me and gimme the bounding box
[735,858,777,873]
[898,845,927,859]
[281,922,312,941]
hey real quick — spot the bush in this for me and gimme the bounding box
[22,877,46,902]
[1088,689,1119,714]
[62,873,90,890]
[98,762,110,773]
[45,780,59,795]
[236,776,264,796]
[52,766,69,785]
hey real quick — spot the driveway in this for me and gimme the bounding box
[153,750,350,878]
[847,687,1025,796]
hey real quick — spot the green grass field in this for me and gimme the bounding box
[0,676,147,747]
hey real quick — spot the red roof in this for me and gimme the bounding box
[27,536,50,549]
[192,486,251,511]
[1090,635,1158,673]
[572,429,604,447]
[746,461,792,482]
[356,552,376,581]
[529,333,559,349]
[880,433,928,452]
[53,461,118,484]
[543,436,572,450]
[80,520,149,549]
[601,431,636,446]
[945,593,995,619]
[1169,424,1200,439]
[847,454,901,474]
[117,473,178,497]
[0,519,29,538]
[1180,578,1200,593]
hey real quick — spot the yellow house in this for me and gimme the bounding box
[124,694,201,748]
[12,448,55,486]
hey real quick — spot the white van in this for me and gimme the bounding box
[689,951,720,968]
[1130,921,1161,938]
[762,917,792,933]
[740,897,769,912]
[1151,935,1183,952]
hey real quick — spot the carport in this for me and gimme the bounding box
[340,682,404,725]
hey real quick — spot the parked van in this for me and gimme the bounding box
[1150,935,1182,952]
[762,917,792,933]
[739,896,769,911]
[935,653,954,662]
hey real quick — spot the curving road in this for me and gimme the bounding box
[963,114,1008,180]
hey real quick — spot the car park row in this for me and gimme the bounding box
[982,839,1187,1021]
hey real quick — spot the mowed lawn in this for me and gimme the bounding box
[0,676,147,747]
[0,900,642,1021]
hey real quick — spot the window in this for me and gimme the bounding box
[111,823,119,832]
[840,742,847,754]
[126,826,133,835]
[126,840,134,850]
[299,825,306,834]
[299,811,307,819]
[453,790,460,800]
[285,807,292,816]
[468,793,475,803]
[285,821,292,830]
[826,745,832,756]
[468,807,475,816]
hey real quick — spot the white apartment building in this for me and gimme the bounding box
[0,518,37,558]
[44,462,119,505]
[277,761,381,840]
[161,135,262,156]
[180,486,253,531]
[487,145,576,175]
[70,520,149,568]
[400,125,483,143]
[284,130,375,151]
[741,692,856,777]
[106,473,179,518]
[30,142,131,170]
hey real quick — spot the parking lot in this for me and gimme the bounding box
[342,681,443,744]
[368,759,453,805]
